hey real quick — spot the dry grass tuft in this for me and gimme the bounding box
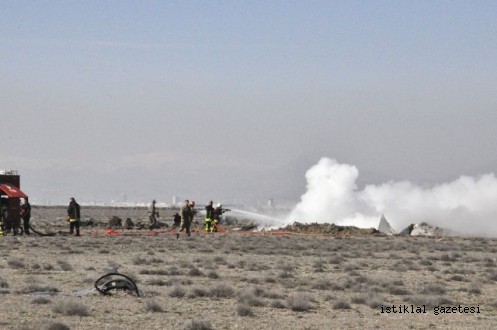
[145,300,164,313]
[286,293,312,312]
[187,286,209,298]
[237,303,254,316]
[184,319,214,330]
[57,260,73,271]
[169,286,186,298]
[0,277,9,288]
[52,300,91,316]
[31,296,51,305]
[8,259,26,269]
[333,299,351,310]
[209,284,235,298]
[46,322,71,330]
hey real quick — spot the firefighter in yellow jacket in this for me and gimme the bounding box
[204,200,214,232]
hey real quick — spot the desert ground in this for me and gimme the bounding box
[0,206,496,330]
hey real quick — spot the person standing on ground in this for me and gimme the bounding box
[20,198,31,235]
[189,200,197,231]
[211,203,225,232]
[204,200,214,232]
[67,197,81,236]
[0,201,7,236]
[172,212,181,227]
[177,199,192,239]
[148,199,159,226]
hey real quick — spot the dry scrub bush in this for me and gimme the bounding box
[286,293,312,312]
[169,286,186,298]
[261,290,285,300]
[57,260,73,271]
[131,256,149,265]
[46,322,71,330]
[409,295,453,308]
[31,297,51,305]
[140,269,168,275]
[188,267,204,277]
[52,300,91,316]
[351,292,385,309]
[455,282,481,295]
[178,278,193,285]
[209,283,235,298]
[145,300,164,313]
[213,255,227,264]
[147,278,169,286]
[449,274,468,282]
[8,259,26,269]
[264,276,276,284]
[184,319,214,330]
[0,277,8,288]
[271,300,286,309]
[187,286,209,298]
[486,272,497,281]
[237,303,254,316]
[417,283,446,295]
[333,299,351,310]
[42,264,54,270]
[388,286,411,296]
[311,279,334,291]
[207,271,219,279]
[20,284,59,294]
[238,287,265,307]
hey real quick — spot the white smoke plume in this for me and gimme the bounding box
[287,157,497,237]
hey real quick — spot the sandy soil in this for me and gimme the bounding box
[0,206,496,330]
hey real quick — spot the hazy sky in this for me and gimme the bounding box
[1,1,497,205]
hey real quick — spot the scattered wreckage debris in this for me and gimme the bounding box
[399,224,415,235]
[107,216,122,228]
[377,214,396,235]
[383,217,452,237]
[279,222,379,237]
[123,218,134,229]
[95,272,141,297]
[409,222,452,237]
[106,216,166,230]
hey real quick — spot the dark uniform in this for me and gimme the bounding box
[0,203,5,235]
[20,198,31,235]
[205,201,214,232]
[211,204,226,233]
[177,200,192,239]
[148,200,158,225]
[173,213,181,227]
[67,197,81,236]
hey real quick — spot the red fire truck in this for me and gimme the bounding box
[0,170,29,235]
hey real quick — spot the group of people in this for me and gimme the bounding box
[161,199,228,238]
[178,199,229,237]
[0,197,32,236]
[65,197,227,238]
[204,200,228,233]
[2,196,229,237]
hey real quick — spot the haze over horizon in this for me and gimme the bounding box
[2,2,497,208]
